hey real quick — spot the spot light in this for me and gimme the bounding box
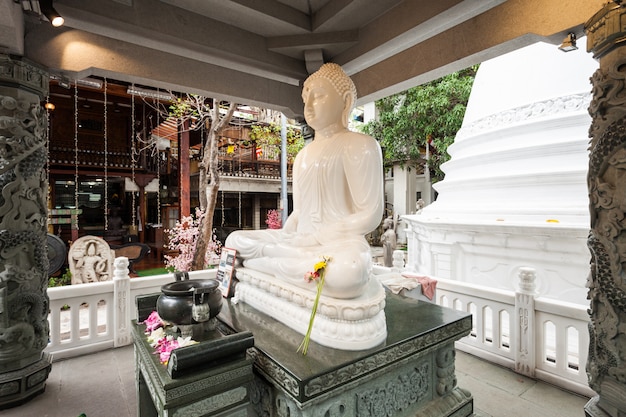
[558,33,578,52]
[39,0,64,27]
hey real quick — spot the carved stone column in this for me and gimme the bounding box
[585,3,626,417]
[0,54,51,409]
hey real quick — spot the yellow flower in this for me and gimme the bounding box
[313,260,327,272]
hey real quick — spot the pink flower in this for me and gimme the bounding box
[265,209,282,229]
[141,311,164,333]
[304,271,319,282]
[142,311,199,366]
[154,336,179,364]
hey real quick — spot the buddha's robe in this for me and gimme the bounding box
[225,130,384,299]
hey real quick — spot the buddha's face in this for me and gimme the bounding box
[302,77,345,132]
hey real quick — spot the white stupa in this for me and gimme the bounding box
[403,40,598,304]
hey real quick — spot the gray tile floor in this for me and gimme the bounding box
[2,345,591,417]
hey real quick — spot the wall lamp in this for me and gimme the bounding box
[39,0,64,27]
[558,33,578,52]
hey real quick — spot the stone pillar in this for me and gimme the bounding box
[585,3,626,416]
[253,194,260,229]
[0,55,51,408]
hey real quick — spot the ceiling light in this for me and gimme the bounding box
[126,86,174,101]
[76,78,103,89]
[558,33,578,52]
[39,0,64,27]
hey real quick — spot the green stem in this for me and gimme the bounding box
[297,271,325,355]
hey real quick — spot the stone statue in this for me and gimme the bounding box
[380,217,396,267]
[107,206,124,237]
[69,236,114,284]
[226,62,384,299]
[416,198,425,214]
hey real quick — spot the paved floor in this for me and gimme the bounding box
[3,345,590,417]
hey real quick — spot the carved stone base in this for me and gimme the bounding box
[584,377,626,417]
[219,291,474,417]
[0,353,51,410]
[234,268,387,350]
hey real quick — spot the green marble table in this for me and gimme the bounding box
[218,290,474,417]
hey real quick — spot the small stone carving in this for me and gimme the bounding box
[416,198,425,214]
[355,363,429,416]
[380,217,396,268]
[68,236,114,284]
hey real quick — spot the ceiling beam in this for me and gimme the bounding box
[229,0,311,32]
[54,0,305,85]
[267,30,359,50]
[312,0,356,32]
[24,26,305,118]
[351,0,606,104]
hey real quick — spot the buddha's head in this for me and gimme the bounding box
[302,63,357,130]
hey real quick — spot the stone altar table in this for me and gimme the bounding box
[132,295,255,417]
[218,291,473,417]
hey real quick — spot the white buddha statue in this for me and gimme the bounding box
[225,63,384,299]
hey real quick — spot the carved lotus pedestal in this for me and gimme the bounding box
[219,289,474,417]
[234,268,388,350]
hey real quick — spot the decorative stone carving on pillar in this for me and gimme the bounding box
[0,54,51,409]
[585,3,626,416]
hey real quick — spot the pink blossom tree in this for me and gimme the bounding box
[164,208,221,272]
[265,209,282,229]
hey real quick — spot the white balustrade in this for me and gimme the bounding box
[435,267,593,397]
[45,258,217,361]
[45,257,593,397]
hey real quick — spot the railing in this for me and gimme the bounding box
[46,257,217,361]
[433,266,594,397]
[46,258,594,398]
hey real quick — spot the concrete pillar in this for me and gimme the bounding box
[584,3,626,416]
[253,194,260,229]
[0,54,51,408]
[392,165,415,216]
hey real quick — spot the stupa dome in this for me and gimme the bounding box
[421,39,598,226]
[404,40,598,304]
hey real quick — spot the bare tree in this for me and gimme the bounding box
[165,94,238,270]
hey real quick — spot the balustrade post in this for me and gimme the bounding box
[515,267,537,377]
[113,257,132,347]
[405,223,417,271]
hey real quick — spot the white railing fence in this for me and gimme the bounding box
[46,258,594,398]
[434,266,594,397]
[46,257,217,361]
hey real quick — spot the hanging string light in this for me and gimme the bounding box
[74,80,79,213]
[45,93,51,213]
[103,77,109,231]
[131,83,137,228]
[221,190,225,227]
[238,125,242,228]
[214,121,225,227]
[156,88,161,226]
